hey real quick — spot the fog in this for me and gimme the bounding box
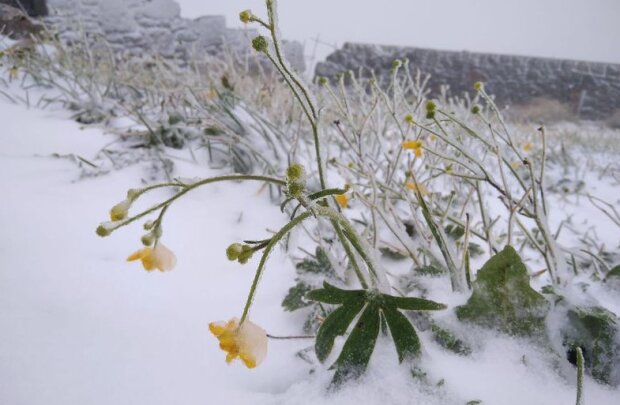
[176,0,620,65]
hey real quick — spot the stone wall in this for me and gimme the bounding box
[44,0,305,71]
[0,0,47,16]
[315,43,620,120]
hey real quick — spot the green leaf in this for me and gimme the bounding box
[379,247,408,260]
[445,224,465,240]
[431,324,471,356]
[382,294,447,311]
[296,247,333,275]
[562,306,620,385]
[604,265,620,281]
[306,282,365,305]
[315,299,366,363]
[456,245,550,337]
[383,305,421,362]
[414,265,446,276]
[331,303,381,385]
[281,282,313,311]
[468,242,484,258]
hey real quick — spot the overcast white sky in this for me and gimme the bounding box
[176,0,620,64]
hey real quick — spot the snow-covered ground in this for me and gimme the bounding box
[1,89,620,404]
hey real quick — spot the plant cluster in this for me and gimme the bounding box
[3,0,619,400]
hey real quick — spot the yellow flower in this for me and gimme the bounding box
[405,181,428,196]
[127,243,176,272]
[522,142,534,153]
[335,194,349,208]
[209,318,267,368]
[402,140,423,157]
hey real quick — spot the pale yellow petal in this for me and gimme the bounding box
[153,244,176,271]
[127,249,146,262]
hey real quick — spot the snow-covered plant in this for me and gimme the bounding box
[90,0,620,395]
[95,0,450,385]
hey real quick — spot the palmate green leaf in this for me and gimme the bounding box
[331,303,381,386]
[382,294,447,311]
[306,281,365,305]
[382,305,421,362]
[315,298,366,363]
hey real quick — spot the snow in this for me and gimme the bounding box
[1,66,620,405]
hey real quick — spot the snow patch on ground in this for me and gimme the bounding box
[1,95,619,404]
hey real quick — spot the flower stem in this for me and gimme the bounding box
[239,211,314,324]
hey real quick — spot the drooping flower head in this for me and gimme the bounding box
[127,243,176,272]
[209,318,267,368]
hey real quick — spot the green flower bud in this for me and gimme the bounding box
[143,220,155,230]
[252,35,269,53]
[141,233,155,246]
[126,188,141,201]
[238,245,254,264]
[239,9,253,24]
[226,243,244,261]
[287,181,305,198]
[392,59,402,70]
[471,105,481,114]
[473,81,484,92]
[318,76,328,86]
[404,114,414,124]
[96,224,111,237]
[425,100,437,120]
[286,163,305,181]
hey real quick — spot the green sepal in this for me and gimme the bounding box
[315,298,366,363]
[331,303,381,386]
[382,305,421,362]
[382,294,447,311]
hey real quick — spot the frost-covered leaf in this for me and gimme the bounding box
[296,247,333,275]
[431,324,471,355]
[331,303,381,386]
[379,246,408,260]
[562,306,620,385]
[315,298,366,363]
[414,265,446,276]
[444,224,465,240]
[604,265,620,281]
[468,242,484,258]
[383,305,421,362]
[456,245,550,336]
[282,282,313,311]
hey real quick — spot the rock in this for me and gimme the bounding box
[0,3,43,39]
[0,0,47,17]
